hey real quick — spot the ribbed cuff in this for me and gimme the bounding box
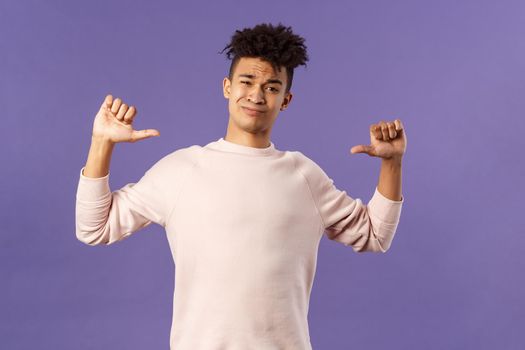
[367,186,404,224]
[76,166,111,201]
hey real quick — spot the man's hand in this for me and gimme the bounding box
[92,94,161,144]
[350,119,407,160]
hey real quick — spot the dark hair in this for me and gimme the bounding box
[219,22,309,94]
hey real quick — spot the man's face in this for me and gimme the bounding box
[223,56,293,138]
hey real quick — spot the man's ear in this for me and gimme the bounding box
[223,77,231,99]
[280,91,293,110]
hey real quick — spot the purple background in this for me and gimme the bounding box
[2,0,524,349]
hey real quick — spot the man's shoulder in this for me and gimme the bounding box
[289,150,333,228]
[288,149,334,193]
[147,144,202,175]
[162,144,202,162]
[290,149,324,174]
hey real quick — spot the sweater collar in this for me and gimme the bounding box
[206,137,277,156]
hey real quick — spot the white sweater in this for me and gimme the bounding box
[75,137,404,350]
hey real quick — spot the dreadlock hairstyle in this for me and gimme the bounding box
[219,22,309,94]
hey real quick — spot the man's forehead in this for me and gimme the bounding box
[235,58,285,78]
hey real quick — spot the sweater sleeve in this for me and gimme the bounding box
[293,151,404,253]
[75,153,174,246]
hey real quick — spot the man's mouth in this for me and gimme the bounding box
[242,106,265,116]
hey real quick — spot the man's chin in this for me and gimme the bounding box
[237,121,270,134]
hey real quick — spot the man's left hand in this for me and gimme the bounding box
[350,119,407,160]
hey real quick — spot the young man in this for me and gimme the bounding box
[76,23,406,350]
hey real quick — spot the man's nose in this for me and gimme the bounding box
[247,86,265,104]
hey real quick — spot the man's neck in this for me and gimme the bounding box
[224,132,271,149]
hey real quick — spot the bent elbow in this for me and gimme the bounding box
[352,224,394,253]
[76,229,103,246]
[352,239,390,253]
[372,238,391,253]
[324,210,398,253]
[75,223,111,246]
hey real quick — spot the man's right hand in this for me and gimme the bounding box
[92,94,160,144]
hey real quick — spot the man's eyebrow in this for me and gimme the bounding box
[238,74,283,85]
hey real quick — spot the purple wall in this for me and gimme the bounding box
[2,0,524,348]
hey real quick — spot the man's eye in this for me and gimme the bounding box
[240,81,278,92]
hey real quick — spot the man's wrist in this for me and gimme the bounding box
[382,155,403,167]
[91,135,115,147]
